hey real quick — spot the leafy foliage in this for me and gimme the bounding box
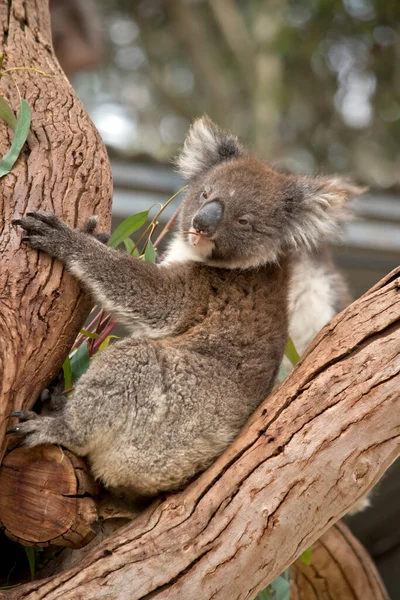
[109,210,149,249]
[0,99,31,178]
[256,569,290,600]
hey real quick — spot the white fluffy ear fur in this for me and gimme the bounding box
[176,116,243,181]
[287,177,365,251]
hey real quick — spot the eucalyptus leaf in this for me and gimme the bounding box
[109,211,149,249]
[0,96,17,130]
[256,570,290,600]
[270,573,290,600]
[144,239,157,263]
[123,237,140,256]
[62,356,72,391]
[255,588,273,600]
[277,362,289,383]
[300,547,312,565]
[284,337,300,366]
[79,328,100,340]
[23,546,36,580]
[70,342,90,382]
[98,335,119,352]
[0,99,31,178]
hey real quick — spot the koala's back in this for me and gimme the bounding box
[289,248,351,355]
[62,261,289,495]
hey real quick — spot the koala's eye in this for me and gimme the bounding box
[201,190,208,200]
[237,217,250,226]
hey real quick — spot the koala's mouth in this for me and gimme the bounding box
[183,229,215,256]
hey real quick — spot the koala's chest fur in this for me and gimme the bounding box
[158,260,289,399]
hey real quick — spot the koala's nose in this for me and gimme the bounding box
[192,200,223,236]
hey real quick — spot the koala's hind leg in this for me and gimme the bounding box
[7,410,85,451]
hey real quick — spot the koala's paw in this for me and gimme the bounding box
[6,410,48,447]
[12,211,74,259]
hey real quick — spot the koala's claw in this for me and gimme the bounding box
[13,211,64,235]
[8,410,38,423]
[5,411,47,446]
[26,211,63,227]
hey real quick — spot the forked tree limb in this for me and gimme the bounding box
[3,267,398,600]
[0,0,113,462]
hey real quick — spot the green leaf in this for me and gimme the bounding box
[270,571,290,600]
[79,328,100,340]
[23,546,36,581]
[98,335,119,352]
[0,99,31,178]
[0,585,20,590]
[255,588,273,600]
[144,239,157,263]
[122,237,140,256]
[0,96,17,130]
[70,342,90,382]
[255,570,290,600]
[277,362,289,383]
[285,337,300,366]
[300,547,312,565]
[109,211,149,249]
[62,356,72,391]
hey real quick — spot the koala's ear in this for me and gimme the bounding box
[176,116,243,181]
[285,177,366,251]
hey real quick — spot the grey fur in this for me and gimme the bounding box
[11,117,361,498]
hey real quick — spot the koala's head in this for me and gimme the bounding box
[169,117,362,269]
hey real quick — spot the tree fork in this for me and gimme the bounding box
[0,0,112,463]
[1,266,397,599]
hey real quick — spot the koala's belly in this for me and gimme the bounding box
[87,421,237,495]
[68,337,262,495]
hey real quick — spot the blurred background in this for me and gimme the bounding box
[49,0,399,595]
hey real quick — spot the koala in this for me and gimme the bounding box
[9,117,360,498]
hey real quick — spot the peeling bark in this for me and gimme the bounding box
[0,0,113,462]
[2,266,398,600]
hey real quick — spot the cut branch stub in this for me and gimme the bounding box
[291,520,389,600]
[0,445,99,548]
[0,0,113,462]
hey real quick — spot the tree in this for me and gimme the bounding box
[0,0,112,466]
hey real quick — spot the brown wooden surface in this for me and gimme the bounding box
[0,0,113,463]
[291,521,389,600]
[0,446,98,548]
[2,266,397,600]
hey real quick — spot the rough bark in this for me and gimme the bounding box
[0,0,113,463]
[291,521,389,599]
[2,266,398,600]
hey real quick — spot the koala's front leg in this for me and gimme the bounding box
[13,211,186,331]
[12,211,105,262]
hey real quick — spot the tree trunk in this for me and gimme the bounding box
[2,266,397,600]
[0,0,113,463]
[291,521,389,599]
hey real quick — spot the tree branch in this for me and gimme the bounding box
[4,266,399,600]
